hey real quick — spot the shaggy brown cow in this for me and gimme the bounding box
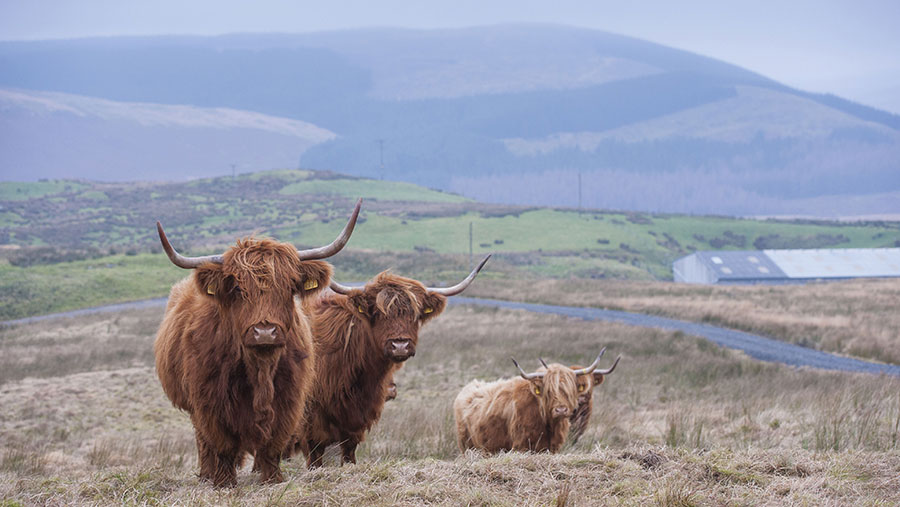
[540,355,620,443]
[154,200,360,487]
[453,350,615,454]
[292,255,491,467]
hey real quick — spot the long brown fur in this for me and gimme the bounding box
[453,364,579,454]
[155,237,331,487]
[291,271,447,467]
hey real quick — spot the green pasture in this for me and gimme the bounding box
[0,254,182,321]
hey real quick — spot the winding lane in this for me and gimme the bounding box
[451,297,900,376]
[4,296,899,376]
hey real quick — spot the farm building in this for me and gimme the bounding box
[673,248,900,284]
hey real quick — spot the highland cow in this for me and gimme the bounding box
[453,349,616,454]
[540,355,620,443]
[154,200,360,487]
[292,255,491,467]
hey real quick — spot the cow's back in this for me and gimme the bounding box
[454,378,518,452]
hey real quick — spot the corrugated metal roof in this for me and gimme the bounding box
[765,248,900,278]
[673,248,900,284]
[692,250,787,280]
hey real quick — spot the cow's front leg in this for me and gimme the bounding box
[306,440,325,469]
[196,434,217,483]
[340,437,358,465]
[254,446,285,484]
[211,448,239,488]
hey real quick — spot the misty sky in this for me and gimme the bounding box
[1,0,899,113]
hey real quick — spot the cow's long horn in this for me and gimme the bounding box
[571,347,607,376]
[157,222,224,269]
[296,198,362,261]
[329,280,357,295]
[595,355,621,375]
[539,358,549,368]
[512,356,545,380]
[426,254,491,296]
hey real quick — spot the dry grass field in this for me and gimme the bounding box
[468,277,900,365]
[2,301,900,505]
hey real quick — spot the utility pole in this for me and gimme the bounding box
[374,139,385,180]
[231,163,237,179]
[577,171,582,212]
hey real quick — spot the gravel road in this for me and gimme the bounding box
[5,296,898,376]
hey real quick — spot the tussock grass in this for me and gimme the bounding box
[2,305,900,504]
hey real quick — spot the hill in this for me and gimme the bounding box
[0,88,334,181]
[3,169,900,320]
[2,25,899,216]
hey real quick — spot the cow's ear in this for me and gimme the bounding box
[295,260,333,299]
[527,377,544,397]
[420,292,447,323]
[348,291,372,320]
[194,264,231,302]
[592,372,605,386]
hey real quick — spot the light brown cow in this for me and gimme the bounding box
[154,200,359,487]
[540,356,620,443]
[453,350,616,454]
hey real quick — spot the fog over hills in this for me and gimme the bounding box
[1,24,898,216]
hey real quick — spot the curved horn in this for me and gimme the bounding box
[427,254,491,296]
[539,358,549,368]
[329,280,357,295]
[511,356,545,380]
[157,221,223,269]
[296,198,362,260]
[571,347,607,376]
[595,355,621,376]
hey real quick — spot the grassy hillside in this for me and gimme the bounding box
[2,169,900,322]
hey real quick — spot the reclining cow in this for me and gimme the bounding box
[453,349,617,454]
[154,200,360,487]
[291,255,491,467]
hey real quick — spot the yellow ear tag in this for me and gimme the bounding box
[303,279,318,291]
[424,307,434,314]
[358,305,365,314]
[207,284,215,295]
[534,387,541,395]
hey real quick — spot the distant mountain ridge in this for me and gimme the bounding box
[1,24,898,216]
[0,88,334,181]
